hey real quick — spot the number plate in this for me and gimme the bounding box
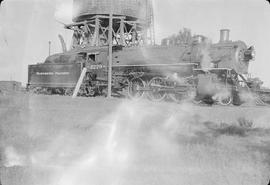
[89,64,105,70]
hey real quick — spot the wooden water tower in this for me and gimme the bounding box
[70,0,155,46]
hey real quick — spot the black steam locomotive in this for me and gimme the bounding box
[28,29,260,105]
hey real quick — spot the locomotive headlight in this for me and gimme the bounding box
[244,46,255,61]
[172,73,178,80]
[251,48,256,60]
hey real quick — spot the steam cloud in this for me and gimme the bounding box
[54,1,73,23]
[3,146,25,167]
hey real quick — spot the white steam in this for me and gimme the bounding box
[3,146,26,167]
[200,38,213,69]
[239,91,258,105]
[54,2,73,23]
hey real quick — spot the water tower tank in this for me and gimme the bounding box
[73,0,152,26]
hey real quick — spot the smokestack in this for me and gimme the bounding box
[219,29,230,43]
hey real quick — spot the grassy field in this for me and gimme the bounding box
[0,94,270,185]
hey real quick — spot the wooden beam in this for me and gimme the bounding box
[108,0,113,98]
[72,68,87,98]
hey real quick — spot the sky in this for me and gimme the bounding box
[0,0,270,87]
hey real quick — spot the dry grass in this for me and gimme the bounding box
[0,95,270,185]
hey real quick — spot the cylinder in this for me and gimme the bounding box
[219,29,230,43]
[72,0,152,26]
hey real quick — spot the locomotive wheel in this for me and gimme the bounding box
[128,77,146,100]
[218,95,233,106]
[169,90,198,103]
[147,77,167,102]
[168,92,185,103]
[41,88,52,95]
[64,88,74,96]
[192,98,203,105]
[85,87,95,97]
[168,86,197,103]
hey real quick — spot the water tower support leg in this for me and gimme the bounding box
[120,19,125,45]
[91,17,100,46]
